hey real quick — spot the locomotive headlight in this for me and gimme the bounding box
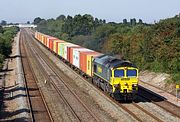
[132,84,137,87]
[124,82,128,85]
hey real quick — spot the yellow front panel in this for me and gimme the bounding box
[111,67,138,93]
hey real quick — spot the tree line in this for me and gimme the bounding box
[0,26,19,69]
[34,14,180,84]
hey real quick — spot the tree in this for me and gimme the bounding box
[130,18,136,26]
[27,21,30,24]
[123,19,127,24]
[33,17,43,24]
[139,19,143,24]
[103,19,106,24]
[56,15,66,21]
[0,54,4,69]
[0,26,3,33]
[1,20,7,25]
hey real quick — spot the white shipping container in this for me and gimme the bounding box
[72,48,93,68]
[64,43,78,60]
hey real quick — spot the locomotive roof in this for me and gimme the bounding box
[94,54,137,68]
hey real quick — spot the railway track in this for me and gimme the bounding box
[24,28,179,122]
[20,31,53,122]
[23,29,100,122]
[119,102,163,122]
[102,93,164,122]
[138,86,180,118]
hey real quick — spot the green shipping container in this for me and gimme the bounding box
[59,42,69,57]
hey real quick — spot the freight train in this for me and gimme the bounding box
[35,31,139,100]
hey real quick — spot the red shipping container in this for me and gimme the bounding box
[47,37,57,49]
[49,40,53,51]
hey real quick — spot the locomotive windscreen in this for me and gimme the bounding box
[127,69,137,77]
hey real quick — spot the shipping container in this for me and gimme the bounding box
[53,40,65,53]
[58,42,70,57]
[39,33,42,42]
[36,32,40,41]
[79,51,101,76]
[41,34,44,43]
[64,43,79,60]
[40,34,42,42]
[49,38,59,51]
[86,53,102,76]
[72,48,92,68]
[46,37,57,49]
[57,41,66,56]
[67,45,80,61]
[44,35,50,46]
[69,47,81,64]
[49,39,54,51]
[42,35,46,45]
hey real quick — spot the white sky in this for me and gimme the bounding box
[0,0,180,23]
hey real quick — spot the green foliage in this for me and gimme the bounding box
[0,26,19,69]
[36,14,180,83]
[172,73,180,84]
[0,54,4,69]
[1,20,7,25]
[150,60,164,72]
[62,14,95,36]
[33,17,44,25]
[0,26,3,33]
[56,15,66,21]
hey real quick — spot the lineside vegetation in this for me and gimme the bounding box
[34,14,180,84]
[0,26,19,69]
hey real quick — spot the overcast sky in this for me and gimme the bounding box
[0,0,180,23]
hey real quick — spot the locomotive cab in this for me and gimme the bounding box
[93,55,138,100]
[111,67,138,93]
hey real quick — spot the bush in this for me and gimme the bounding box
[150,60,164,72]
[0,54,4,69]
[172,73,180,84]
[0,26,19,69]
